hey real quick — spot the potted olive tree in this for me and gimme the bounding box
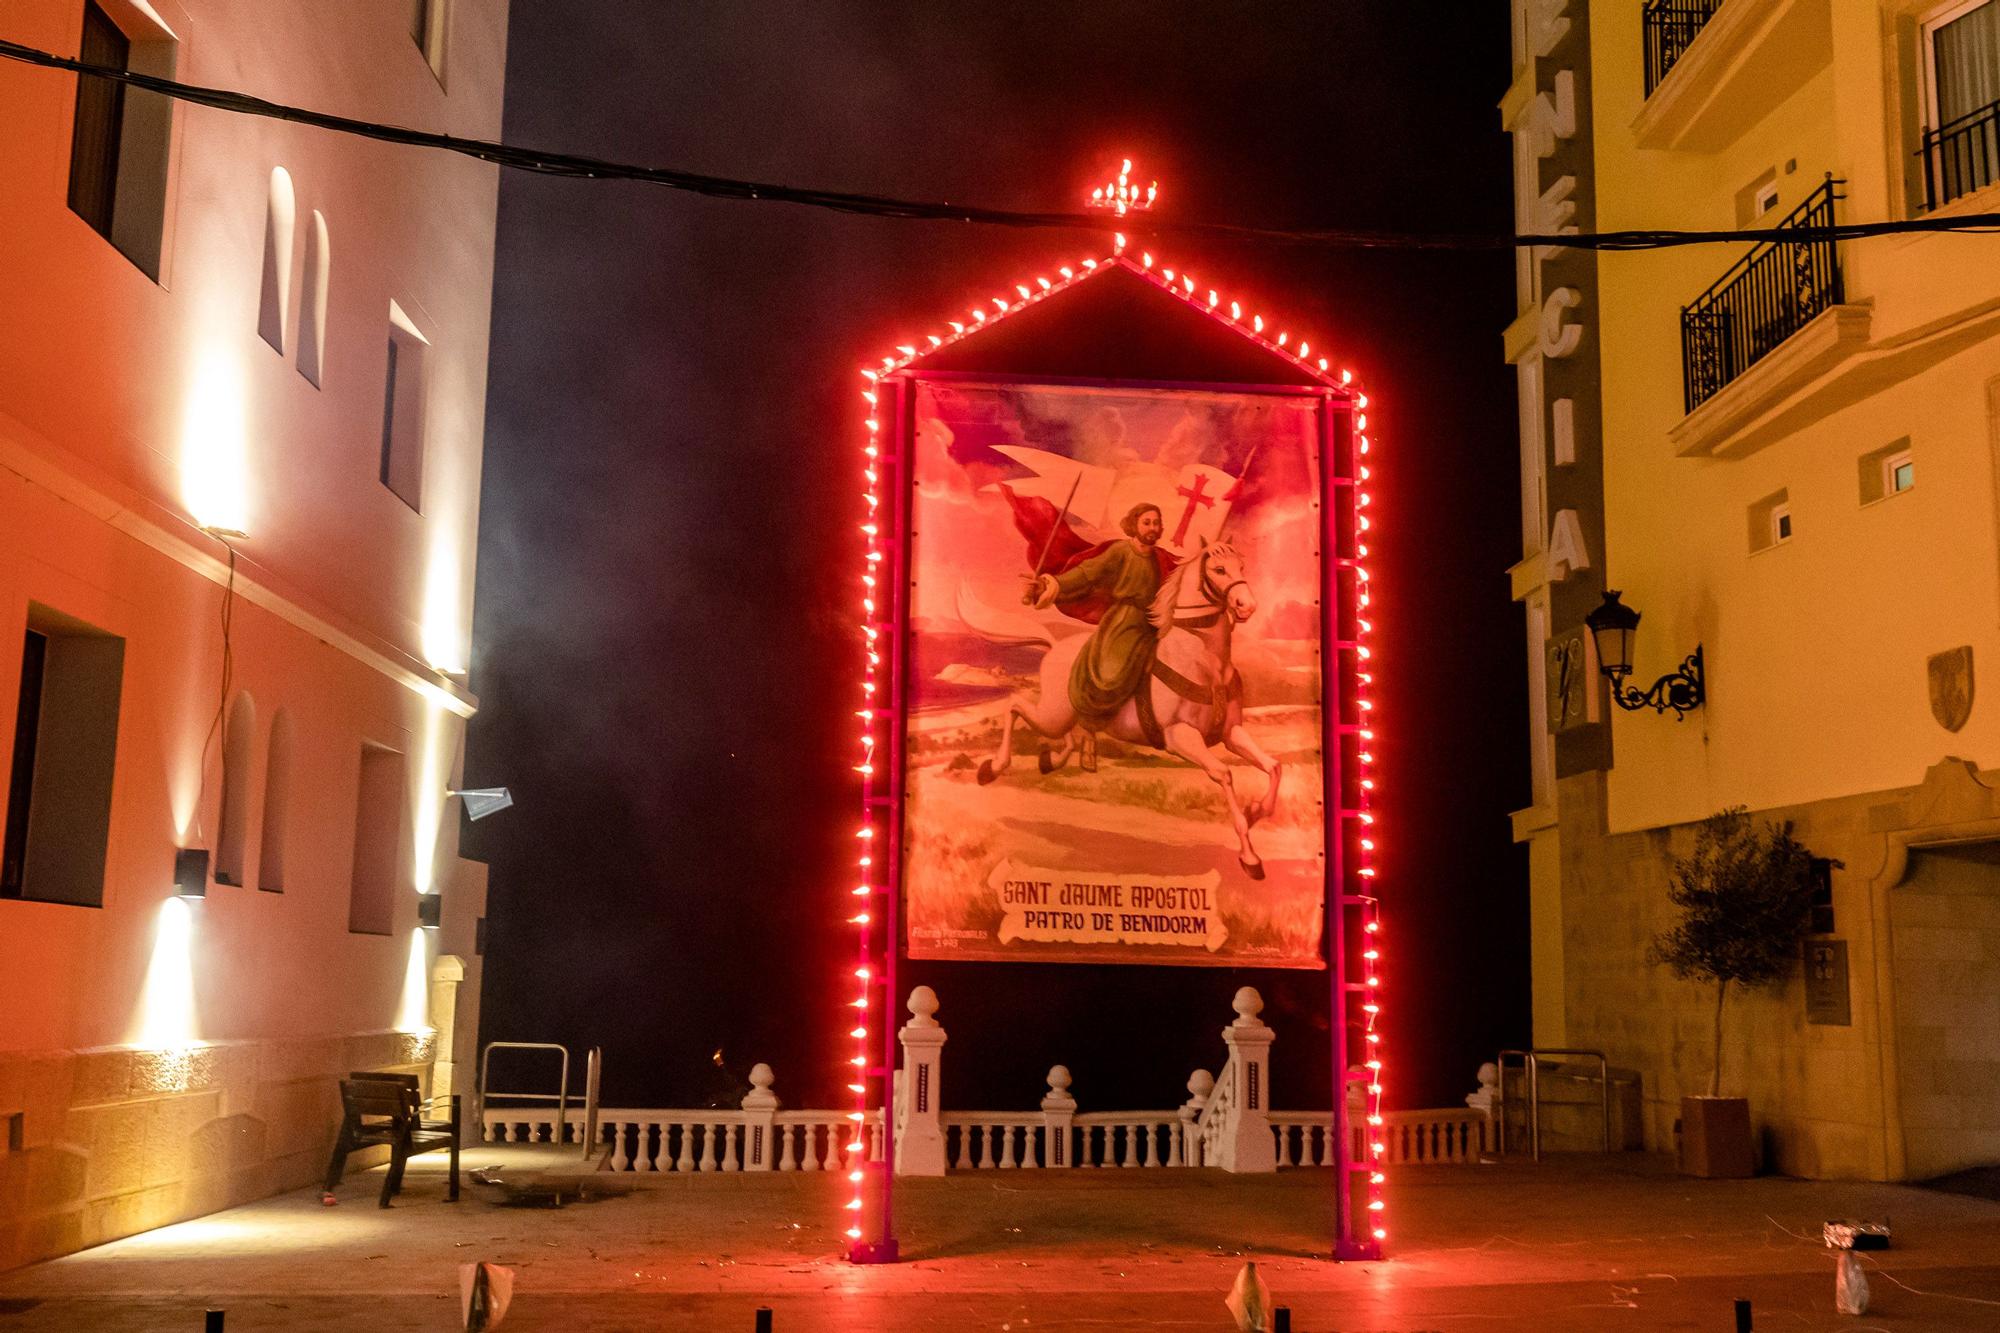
[1648,807,1817,1177]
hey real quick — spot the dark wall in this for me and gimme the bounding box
[468,0,1529,1114]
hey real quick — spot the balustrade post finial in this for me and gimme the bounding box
[1216,990,1276,1173]
[1178,1068,1213,1168]
[907,985,941,1028]
[896,987,948,1176]
[740,1064,780,1170]
[1040,1065,1077,1168]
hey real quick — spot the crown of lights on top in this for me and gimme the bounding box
[850,170,1388,1251]
[1087,158,1157,216]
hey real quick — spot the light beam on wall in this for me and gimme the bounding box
[421,535,466,673]
[180,352,252,539]
[412,701,449,894]
[134,897,199,1049]
[397,928,434,1034]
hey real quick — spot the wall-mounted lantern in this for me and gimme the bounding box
[1585,590,1705,719]
[447,787,514,821]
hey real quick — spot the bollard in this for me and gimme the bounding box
[1273,1307,1291,1333]
[754,1307,773,1332]
[205,1313,225,1332]
[1733,1297,1751,1331]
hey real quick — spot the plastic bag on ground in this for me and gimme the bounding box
[1835,1251,1870,1315]
[1225,1260,1271,1332]
[460,1261,516,1330]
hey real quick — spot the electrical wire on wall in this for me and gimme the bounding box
[2,37,1998,254]
[190,541,239,846]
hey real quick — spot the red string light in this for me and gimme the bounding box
[856,237,1384,1258]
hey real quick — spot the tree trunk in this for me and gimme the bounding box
[1709,978,1728,1098]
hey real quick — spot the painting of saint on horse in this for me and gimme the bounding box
[902,381,1328,969]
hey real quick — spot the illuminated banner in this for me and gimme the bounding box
[902,380,1327,968]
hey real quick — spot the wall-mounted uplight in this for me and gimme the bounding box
[417,893,442,930]
[1585,590,1705,719]
[173,847,210,899]
[447,787,514,821]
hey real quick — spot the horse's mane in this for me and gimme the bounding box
[1149,541,1236,631]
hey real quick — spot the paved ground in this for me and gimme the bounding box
[3,1150,1999,1330]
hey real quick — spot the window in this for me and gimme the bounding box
[1920,0,2000,207]
[258,168,296,353]
[66,2,127,242]
[3,607,125,907]
[214,691,256,886]
[1748,488,1792,553]
[1927,1,2000,127]
[1734,168,1780,226]
[259,709,292,891]
[298,211,330,387]
[1859,439,1916,504]
[348,744,405,934]
[380,302,428,511]
[64,0,177,280]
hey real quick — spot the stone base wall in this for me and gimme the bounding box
[1553,757,2000,1181]
[1556,770,1892,1180]
[0,1029,435,1271]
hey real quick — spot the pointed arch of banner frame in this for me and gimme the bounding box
[845,241,1386,1263]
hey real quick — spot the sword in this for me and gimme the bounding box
[1023,473,1084,604]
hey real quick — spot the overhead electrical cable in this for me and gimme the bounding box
[4,36,1999,253]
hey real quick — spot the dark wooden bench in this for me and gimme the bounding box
[323,1073,460,1207]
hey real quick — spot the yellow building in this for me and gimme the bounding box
[1504,0,2000,1180]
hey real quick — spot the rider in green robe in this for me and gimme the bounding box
[1032,504,1166,726]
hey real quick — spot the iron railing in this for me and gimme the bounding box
[1680,178,1844,413]
[1643,0,1723,95]
[1919,98,2000,211]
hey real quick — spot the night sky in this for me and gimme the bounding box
[466,1,1528,1116]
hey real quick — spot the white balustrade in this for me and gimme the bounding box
[478,992,1502,1181]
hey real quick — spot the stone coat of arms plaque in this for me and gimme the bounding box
[1928,646,1974,733]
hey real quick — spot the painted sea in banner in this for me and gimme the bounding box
[902,380,1328,968]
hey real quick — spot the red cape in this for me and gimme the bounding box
[1002,486,1179,625]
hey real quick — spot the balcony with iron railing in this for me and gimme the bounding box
[1680,178,1845,414]
[1920,98,2000,211]
[1643,0,1724,96]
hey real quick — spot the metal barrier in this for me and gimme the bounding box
[1494,1048,1609,1162]
[479,1042,577,1148]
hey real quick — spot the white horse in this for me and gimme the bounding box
[975,538,1283,879]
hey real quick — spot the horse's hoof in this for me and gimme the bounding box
[1240,858,1266,881]
[977,760,997,786]
[1038,747,1056,774]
